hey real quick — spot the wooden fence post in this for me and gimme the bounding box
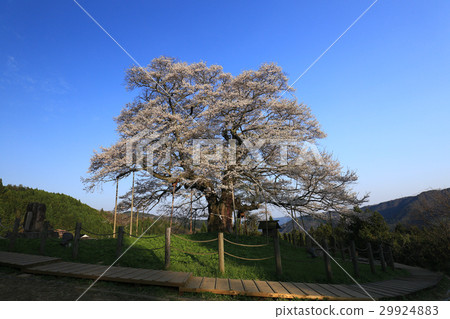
[386,245,395,269]
[218,232,225,274]
[8,217,21,251]
[72,222,82,259]
[367,242,376,274]
[273,232,282,278]
[323,240,333,282]
[39,221,49,255]
[350,240,359,278]
[165,227,171,269]
[332,237,338,257]
[379,244,387,272]
[115,226,124,258]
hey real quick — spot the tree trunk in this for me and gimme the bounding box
[206,191,233,233]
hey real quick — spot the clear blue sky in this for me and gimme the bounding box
[1,0,449,213]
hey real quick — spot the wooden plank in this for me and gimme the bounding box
[57,263,99,274]
[342,285,384,299]
[149,271,191,287]
[355,285,400,297]
[229,279,244,292]
[129,269,162,281]
[153,271,182,283]
[103,267,139,279]
[102,266,131,277]
[316,284,354,299]
[267,281,290,295]
[115,268,149,279]
[215,278,230,292]
[83,265,110,277]
[68,264,105,275]
[0,251,60,268]
[164,272,192,285]
[280,282,307,297]
[40,262,83,274]
[254,281,274,295]
[304,283,339,297]
[138,270,166,282]
[200,277,216,290]
[184,277,203,290]
[29,261,71,271]
[292,282,322,296]
[365,281,418,293]
[370,280,430,291]
[332,284,372,299]
[241,279,259,293]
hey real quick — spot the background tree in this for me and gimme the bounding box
[84,57,366,232]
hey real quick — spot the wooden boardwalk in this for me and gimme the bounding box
[25,262,192,288]
[0,251,61,269]
[0,251,443,300]
[180,277,370,300]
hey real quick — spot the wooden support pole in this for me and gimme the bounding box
[273,231,282,278]
[39,221,49,255]
[8,217,20,251]
[386,245,395,269]
[116,226,124,258]
[165,227,171,269]
[72,222,82,259]
[332,237,338,257]
[367,242,376,274]
[350,240,359,278]
[218,232,225,274]
[130,171,135,236]
[135,207,139,236]
[379,244,387,272]
[323,240,333,282]
[189,189,193,234]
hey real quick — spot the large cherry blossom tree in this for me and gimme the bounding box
[84,57,366,232]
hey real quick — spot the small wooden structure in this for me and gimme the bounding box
[258,220,281,236]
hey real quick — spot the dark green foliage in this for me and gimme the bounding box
[392,224,449,274]
[0,182,113,236]
[334,209,391,248]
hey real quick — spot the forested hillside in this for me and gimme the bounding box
[364,188,450,226]
[0,179,113,235]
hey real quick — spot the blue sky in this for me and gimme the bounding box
[1,0,449,214]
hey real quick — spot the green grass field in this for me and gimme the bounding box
[0,232,407,284]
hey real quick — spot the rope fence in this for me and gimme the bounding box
[130,246,165,252]
[81,228,115,237]
[127,233,163,239]
[223,238,268,247]
[171,233,218,243]
[3,216,396,281]
[224,251,274,261]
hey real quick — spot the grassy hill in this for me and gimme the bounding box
[0,179,113,236]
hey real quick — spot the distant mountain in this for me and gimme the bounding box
[363,188,450,226]
[276,188,450,232]
[278,214,327,233]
